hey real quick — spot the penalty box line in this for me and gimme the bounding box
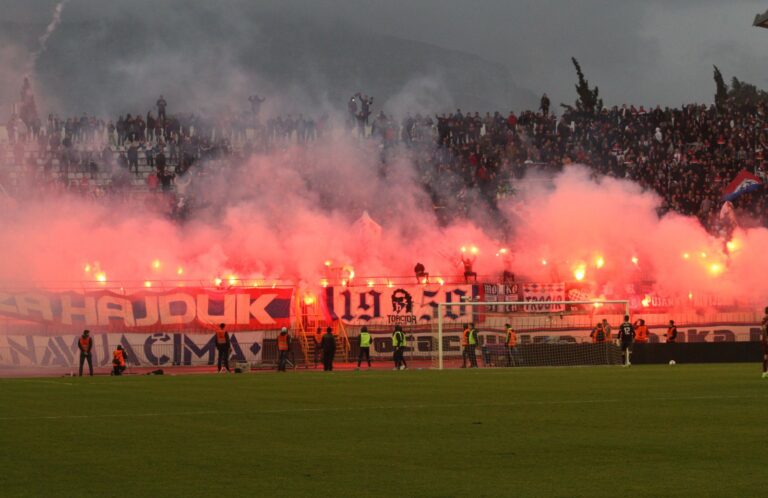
[1,393,766,421]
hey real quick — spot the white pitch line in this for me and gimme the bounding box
[16,379,74,386]
[0,393,765,421]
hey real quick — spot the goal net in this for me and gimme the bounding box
[432,300,629,369]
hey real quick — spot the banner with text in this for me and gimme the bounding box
[522,283,565,312]
[0,287,293,333]
[0,331,265,368]
[323,284,476,326]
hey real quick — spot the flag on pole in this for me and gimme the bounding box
[722,170,762,201]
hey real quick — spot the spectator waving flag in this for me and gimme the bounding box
[722,170,763,201]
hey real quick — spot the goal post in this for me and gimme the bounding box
[435,299,630,370]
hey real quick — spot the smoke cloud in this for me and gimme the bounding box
[27,0,69,75]
[2,138,768,309]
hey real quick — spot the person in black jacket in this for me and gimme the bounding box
[321,327,336,371]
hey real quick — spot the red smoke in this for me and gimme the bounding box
[1,139,767,307]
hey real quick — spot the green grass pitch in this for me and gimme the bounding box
[0,364,766,497]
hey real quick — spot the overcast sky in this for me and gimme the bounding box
[3,0,768,109]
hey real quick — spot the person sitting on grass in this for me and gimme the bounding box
[112,345,126,376]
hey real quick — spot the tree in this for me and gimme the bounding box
[729,76,768,111]
[571,57,602,115]
[713,65,728,111]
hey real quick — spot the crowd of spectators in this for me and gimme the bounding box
[401,97,768,231]
[2,87,767,232]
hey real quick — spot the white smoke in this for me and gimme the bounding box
[27,0,70,75]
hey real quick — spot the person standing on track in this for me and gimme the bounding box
[505,324,517,367]
[215,323,231,374]
[617,315,635,365]
[665,320,678,343]
[601,319,612,342]
[78,329,93,376]
[321,326,336,371]
[633,319,649,344]
[590,322,606,343]
[392,325,407,370]
[761,307,768,379]
[277,327,291,372]
[314,327,323,366]
[357,326,373,369]
[461,323,470,368]
[665,320,678,365]
[466,323,479,368]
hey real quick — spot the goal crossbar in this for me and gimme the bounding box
[436,300,630,370]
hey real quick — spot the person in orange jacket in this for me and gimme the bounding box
[78,329,93,377]
[633,319,649,344]
[214,323,231,373]
[112,345,126,376]
[277,327,291,372]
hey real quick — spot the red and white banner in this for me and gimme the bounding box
[0,287,293,333]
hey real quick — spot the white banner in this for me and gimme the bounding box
[522,283,565,312]
[324,284,475,326]
[480,283,520,312]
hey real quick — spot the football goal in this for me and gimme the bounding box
[432,300,630,369]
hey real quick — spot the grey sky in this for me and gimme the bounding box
[306,0,768,107]
[2,0,768,111]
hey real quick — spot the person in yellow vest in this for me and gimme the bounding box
[78,329,93,376]
[461,323,470,368]
[215,323,231,374]
[111,345,126,376]
[357,326,373,369]
[277,327,291,372]
[505,323,517,367]
[392,325,407,370]
[466,323,479,368]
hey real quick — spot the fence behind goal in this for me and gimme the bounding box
[432,300,630,370]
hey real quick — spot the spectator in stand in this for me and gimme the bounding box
[156,95,167,120]
[127,143,139,176]
[414,262,428,283]
[158,167,175,192]
[248,95,265,117]
[540,93,550,116]
[461,254,477,283]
